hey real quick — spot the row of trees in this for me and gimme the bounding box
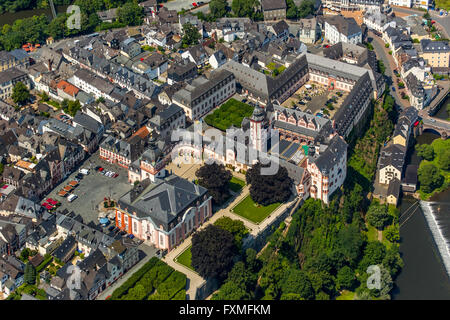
[205,0,315,22]
[0,0,143,51]
[416,138,450,196]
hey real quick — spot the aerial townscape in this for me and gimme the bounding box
[0,0,448,304]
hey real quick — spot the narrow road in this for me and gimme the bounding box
[369,31,409,110]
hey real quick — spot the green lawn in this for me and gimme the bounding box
[435,0,450,10]
[204,98,254,131]
[366,224,378,242]
[175,246,195,271]
[232,195,280,224]
[336,290,355,300]
[229,177,246,192]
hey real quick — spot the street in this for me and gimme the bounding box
[368,31,409,109]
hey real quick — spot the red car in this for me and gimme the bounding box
[113,173,119,178]
[192,2,197,6]
[47,198,58,205]
[98,167,104,172]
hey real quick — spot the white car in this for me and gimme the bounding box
[79,168,89,175]
[67,194,78,202]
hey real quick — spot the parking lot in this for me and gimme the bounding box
[46,150,132,224]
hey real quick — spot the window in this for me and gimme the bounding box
[159,234,164,246]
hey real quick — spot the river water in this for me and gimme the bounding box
[0,5,69,27]
[392,96,450,299]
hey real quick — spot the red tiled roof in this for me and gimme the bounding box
[57,80,80,97]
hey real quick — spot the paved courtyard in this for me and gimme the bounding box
[46,150,132,224]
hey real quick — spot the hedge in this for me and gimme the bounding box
[36,255,53,273]
[110,257,160,300]
[153,271,186,300]
[171,289,187,300]
[119,259,185,300]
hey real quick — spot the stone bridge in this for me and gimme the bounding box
[419,115,450,139]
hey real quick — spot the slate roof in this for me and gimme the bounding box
[387,178,401,199]
[404,73,424,98]
[261,0,287,10]
[325,15,361,37]
[378,144,406,171]
[118,175,208,231]
[421,39,450,53]
[312,135,347,174]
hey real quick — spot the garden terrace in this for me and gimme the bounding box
[204,98,254,131]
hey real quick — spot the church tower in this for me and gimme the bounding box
[250,106,266,152]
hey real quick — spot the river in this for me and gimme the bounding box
[0,5,69,27]
[392,97,450,299]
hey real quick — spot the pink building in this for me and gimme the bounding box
[115,175,212,251]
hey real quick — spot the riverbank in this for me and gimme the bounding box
[0,5,69,27]
[392,195,450,299]
[393,98,450,298]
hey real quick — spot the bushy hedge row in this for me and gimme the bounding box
[120,259,175,300]
[110,257,159,300]
[150,271,186,300]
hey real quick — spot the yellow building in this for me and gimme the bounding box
[420,39,450,68]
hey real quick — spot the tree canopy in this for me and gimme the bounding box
[12,81,30,106]
[182,22,201,47]
[196,162,232,205]
[117,1,144,26]
[209,0,229,19]
[416,144,435,161]
[214,216,249,249]
[191,224,237,280]
[246,162,292,206]
[366,202,392,230]
[418,162,444,194]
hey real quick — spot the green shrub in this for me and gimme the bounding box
[154,271,186,300]
[36,255,53,273]
[171,289,186,300]
[110,257,160,300]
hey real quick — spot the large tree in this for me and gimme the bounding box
[117,1,144,26]
[281,268,315,300]
[437,148,450,171]
[246,162,292,206]
[418,162,444,193]
[416,144,434,161]
[191,224,237,280]
[182,22,201,47]
[209,0,228,19]
[297,0,314,18]
[12,81,30,106]
[366,203,392,230]
[214,216,248,248]
[196,162,232,205]
[336,265,357,290]
[231,0,260,19]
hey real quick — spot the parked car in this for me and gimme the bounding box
[392,86,396,92]
[113,173,119,178]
